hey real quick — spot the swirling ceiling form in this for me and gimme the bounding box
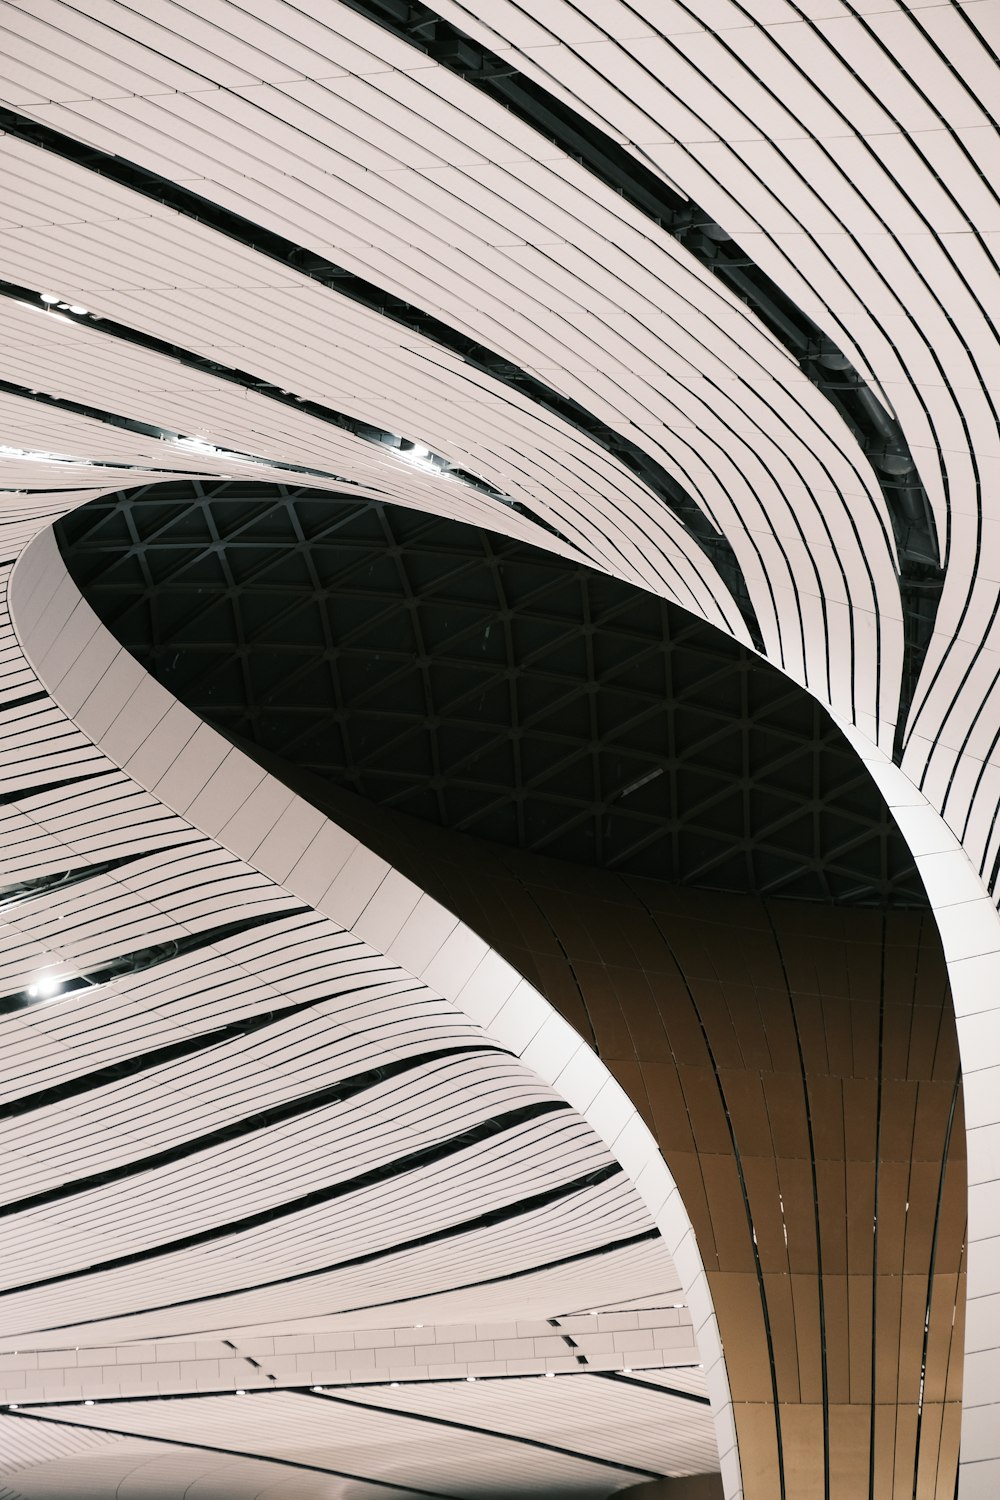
[0,2,998,1497]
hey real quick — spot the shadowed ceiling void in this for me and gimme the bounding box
[57,480,925,906]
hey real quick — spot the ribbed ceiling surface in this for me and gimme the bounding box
[57,480,924,905]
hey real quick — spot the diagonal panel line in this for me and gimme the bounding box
[29,1163,627,1331]
[0,1045,512,1217]
[0,1101,572,1295]
[304,1387,667,1479]
[0,104,760,647]
[1,1409,454,1499]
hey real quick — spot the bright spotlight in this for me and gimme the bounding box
[27,972,62,999]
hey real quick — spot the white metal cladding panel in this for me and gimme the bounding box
[0,1116,628,1332]
[17,1390,643,1497]
[0,1058,576,1283]
[0,14,914,704]
[337,1370,717,1475]
[0,169,740,629]
[432,0,1000,848]
[7,1176,658,1349]
[0,1045,553,1199]
[0,1419,416,1500]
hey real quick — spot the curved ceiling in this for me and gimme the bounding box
[0,0,999,1496]
[57,480,924,906]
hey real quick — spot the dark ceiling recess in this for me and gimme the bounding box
[56,481,925,906]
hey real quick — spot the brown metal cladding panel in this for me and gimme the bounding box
[945,1270,966,1404]
[726,990,777,1072]
[678,1066,734,1156]
[912,930,949,1006]
[897,1275,932,1404]
[653,922,719,982]
[949,1088,965,1157]
[667,1152,719,1267]
[882,1001,916,1080]
[846,932,886,1001]
[741,1155,792,1272]
[933,1401,963,1498]
[775,1156,820,1273]
[609,1059,656,1135]
[526,949,591,1041]
[700,1153,757,1272]
[536,897,605,964]
[850,996,883,1079]
[828,1404,873,1499]
[570,960,634,1057]
[848,1273,875,1401]
[846,1160,877,1276]
[872,1402,900,1498]
[789,1272,825,1404]
[716,1070,774,1157]
[650,986,708,1068]
[930,1010,960,1079]
[892,1403,920,1500]
[875,1160,911,1275]
[935,1159,967,1276]
[382,838,966,1500]
[768,926,820,994]
[922,1273,961,1403]
[761,1271,801,1402]
[808,1074,847,1161]
[761,1073,811,1160]
[640,1059,697,1152]
[903,1162,945,1274]
[822,1273,852,1403]
[820,998,859,1078]
[709,1275,776,1403]
[907,998,947,1082]
[753,986,803,1072]
[874,1272,904,1404]
[911,1080,959,1159]
[610,969,672,1061]
[882,938,919,1009]
[687,980,746,1068]
[806,935,852,999]
[778,1403,826,1499]
[914,1403,946,1500]
[788,992,831,1073]
[736,936,786,996]
[816,1158,849,1275]
[731,1403,781,1500]
[879,1079,920,1161]
[842,1077,879,1161]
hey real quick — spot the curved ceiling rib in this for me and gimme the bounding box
[0,104,763,649]
[0,26,912,728]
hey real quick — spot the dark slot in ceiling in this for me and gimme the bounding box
[56,480,925,906]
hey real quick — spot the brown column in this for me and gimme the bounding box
[478,866,966,1500]
[291,789,966,1499]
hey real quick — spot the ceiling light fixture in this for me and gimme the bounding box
[39,292,59,304]
[27,972,63,999]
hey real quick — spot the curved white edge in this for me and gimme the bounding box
[835,718,1000,1500]
[9,522,740,1498]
